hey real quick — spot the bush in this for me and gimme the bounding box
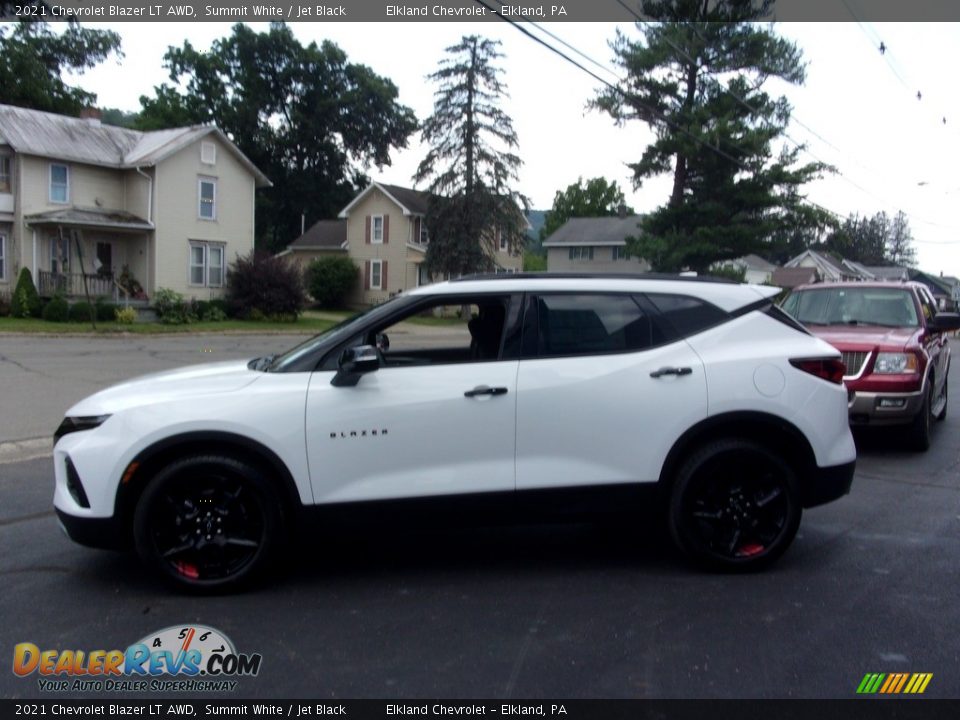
[42,295,69,322]
[69,301,95,323]
[201,306,228,322]
[10,268,41,318]
[226,251,305,320]
[306,256,358,308]
[115,307,137,324]
[153,287,197,325]
[95,300,117,322]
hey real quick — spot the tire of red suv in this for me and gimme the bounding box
[908,383,935,452]
[133,455,283,592]
[668,439,802,571]
[935,376,948,422]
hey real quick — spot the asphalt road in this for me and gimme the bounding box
[0,340,958,700]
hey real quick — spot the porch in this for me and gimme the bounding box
[37,271,120,301]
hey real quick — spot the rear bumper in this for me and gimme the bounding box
[802,459,856,508]
[56,509,129,551]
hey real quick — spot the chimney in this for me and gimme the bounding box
[617,203,627,219]
[80,107,102,126]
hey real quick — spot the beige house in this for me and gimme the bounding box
[0,104,270,302]
[542,215,650,274]
[282,182,523,306]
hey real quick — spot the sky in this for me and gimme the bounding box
[55,20,960,276]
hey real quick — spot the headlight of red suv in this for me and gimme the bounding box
[873,352,919,374]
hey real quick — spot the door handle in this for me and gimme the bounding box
[464,385,509,397]
[649,366,693,378]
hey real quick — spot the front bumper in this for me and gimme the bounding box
[848,388,925,426]
[802,459,856,508]
[56,509,129,551]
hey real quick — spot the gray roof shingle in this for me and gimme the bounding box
[542,215,644,246]
[0,104,270,186]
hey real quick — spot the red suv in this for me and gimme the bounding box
[781,281,960,450]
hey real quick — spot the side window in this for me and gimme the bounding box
[917,288,937,321]
[645,293,728,338]
[534,293,657,358]
[327,295,517,370]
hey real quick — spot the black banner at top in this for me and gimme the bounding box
[2,0,960,22]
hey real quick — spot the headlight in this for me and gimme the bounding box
[873,353,918,374]
[54,415,111,445]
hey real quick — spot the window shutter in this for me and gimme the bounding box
[364,260,371,290]
[365,216,371,244]
[381,261,388,291]
[383,215,389,244]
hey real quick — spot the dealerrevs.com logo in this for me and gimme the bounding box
[13,625,261,693]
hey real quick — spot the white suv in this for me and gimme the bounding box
[54,275,856,590]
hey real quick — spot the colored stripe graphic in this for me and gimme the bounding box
[857,672,932,694]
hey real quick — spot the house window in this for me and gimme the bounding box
[198,178,217,220]
[370,259,383,290]
[189,242,225,287]
[419,219,429,245]
[568,246,594,261]
[200,141,216,165]
[0,233,6,280]
[613,246,628,261]
[50,163,69,204]
[499,227,508,252]
[0,156,10,193]
[372,215,384,244]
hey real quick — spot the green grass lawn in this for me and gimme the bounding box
[0,316,337,335]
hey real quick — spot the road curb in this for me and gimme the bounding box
[0,438,52,465]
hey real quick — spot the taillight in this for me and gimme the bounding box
[790,357,846,385]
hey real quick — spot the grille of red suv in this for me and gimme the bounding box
[841,351,870,378]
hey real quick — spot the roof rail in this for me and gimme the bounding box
[450,272,737,284]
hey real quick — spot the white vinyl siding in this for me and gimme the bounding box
[50,163,69,204]
[198,177,217,220]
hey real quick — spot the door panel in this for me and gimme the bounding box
[515,341,706,489]
[306,361,518,504]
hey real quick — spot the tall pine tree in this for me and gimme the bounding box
[594,1,829,272]
[415,35,527,276]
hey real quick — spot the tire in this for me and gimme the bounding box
[133,455,282,592]
[935,375,948,422]
[668,439,802,572]
[908,384,933,452]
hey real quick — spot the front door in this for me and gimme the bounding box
[305,294,521,504]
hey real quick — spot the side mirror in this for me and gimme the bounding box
[929,312,960,332]
[331,345,379,387]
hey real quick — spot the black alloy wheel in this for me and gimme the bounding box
[669,439,801,571]
[134,455,281,591]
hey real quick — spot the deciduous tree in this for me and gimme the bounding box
[0,20,122,115]
[138,22,417,252]
[540,177,632,241]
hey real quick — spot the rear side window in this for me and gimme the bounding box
[533,293,661,358]
[645,294,728,338]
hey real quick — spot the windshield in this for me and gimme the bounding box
[781,287,919,328]
[268,295,410,372]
